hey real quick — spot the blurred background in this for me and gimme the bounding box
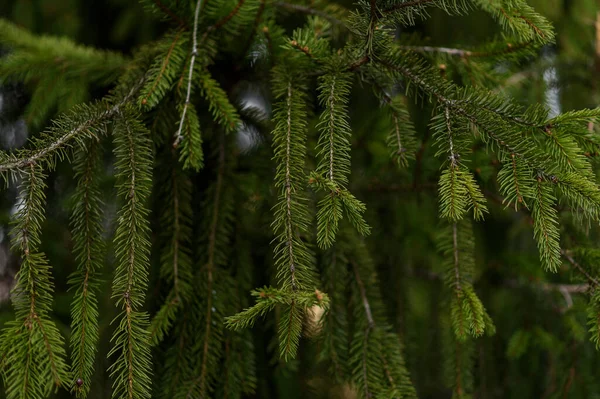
[2,0,600,398]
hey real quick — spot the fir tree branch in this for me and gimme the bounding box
[561,250,600,288]
[69,142,104,396]
[153,0,189,28]
[379,59,535,165]
[510,153,525,207]
[532,179,561,272]
[445,106,458,166]
[327,76,337,181]
[148,296,179,345]
[353,261,375,329]
[285,82,299,291]
[140,29,185,107]
[242,0,266,57]
[452,223,461,291]
[172,169,181,299]
[0,80,142,175]
[187,136,226,398]
[1,166,69,399]
[207,0,247,32]
[352,260,375,398]
[109,112,153,399]
[174,0,203,148]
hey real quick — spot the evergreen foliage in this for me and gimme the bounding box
[1,0,600,398]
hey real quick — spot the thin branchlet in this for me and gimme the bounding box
[285,82,298,291]
[0,81,142,174]
[174,0,203,147]
[452,223,461,292]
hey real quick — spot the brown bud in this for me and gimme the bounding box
[76,378,84,387]
[315,289,324,302]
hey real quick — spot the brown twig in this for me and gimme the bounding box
[348,55,370,71]
[561,249,600,288]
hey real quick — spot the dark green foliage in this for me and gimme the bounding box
[2,0,600,398]
[69,141,105,397]
[108,112,154,399]
[0,167,69,399]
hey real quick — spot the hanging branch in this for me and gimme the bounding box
[242,0,266,57]
[452,223,461,292]
[148,148,194,346]
[347,233,417,399]
[0,80,143,176]
[561,250,600,288]
[108,112,153,399]
[69,142,105,397]
[174,0,203,148]
[187,136,227,398]
[153,0,189,28]
[352,260,375,398]
[0,165,69,399]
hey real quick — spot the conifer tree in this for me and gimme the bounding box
[1,0,600,398]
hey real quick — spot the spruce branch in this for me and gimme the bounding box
[0,165,69,399]
[0,79,142,177]
[174,0,203,148]
[452,223,461,292]
[148,296,180,346]
[285,82,298,291]
[532,178,561,272]
[108,111,153,399]
[186,136,226,398]
[376,93,418,168]
[561,250,600,288]
[149,149,194,346]
[351,258,375,397]
[347,232,417,398]
[172,171,182,300]
[242,0,266,55]
[312,71,370,248]
[139,29,187,110]
[206,0,247,33]
[69,141,105,397]
[152,0,189,28]
[270,71,317,292]
[436,221,494,340]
